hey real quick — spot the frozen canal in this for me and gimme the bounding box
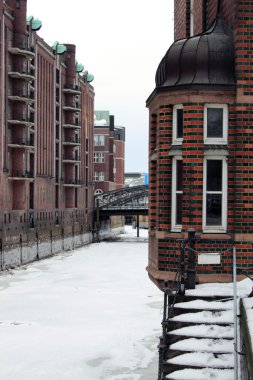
[0,227,162,380]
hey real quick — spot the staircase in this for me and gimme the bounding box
[162,295,235,380]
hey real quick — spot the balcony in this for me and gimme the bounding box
[8,65,35,82]
[63,84,81,95]
[63,137,81,146]
[8,90,35,104]
[63,104,81,113]
[8,138,34,149]
[63,178,82,187]
[8,115,35,127]
[8,46,35,58]
[8,170,34,180]
[62,154,81,163]
[63,122,81,129]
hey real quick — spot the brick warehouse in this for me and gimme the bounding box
[93,110,125,231]
[146,0,253,285]
[94,110,125,194]
[0,0,95,268]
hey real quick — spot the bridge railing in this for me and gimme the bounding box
[94,185,148,210]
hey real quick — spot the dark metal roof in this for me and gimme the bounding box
[155,13,235,89]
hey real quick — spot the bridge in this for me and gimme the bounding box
[94,185,148,237]
[94,185,148,216]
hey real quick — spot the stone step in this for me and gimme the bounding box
[175,295,233,303]
[173,299,234,312]
[167,323,234,340]
[165,367,234,380]
[167,320,233,333]
[169,310,234,324]
[168,337,233,354]
[161,295,236,379]
[165,352,233,374]
[167,352,234,367]
[166,348,233,361]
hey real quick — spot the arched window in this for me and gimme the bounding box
[94,189,103,196]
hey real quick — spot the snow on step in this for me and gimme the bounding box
[168,324,233,338]
[169,338,233,353]
[175,299,233,310]
[165,367,234,380]
[167,352,234,368]
[170,310,233,324]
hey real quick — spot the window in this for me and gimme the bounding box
[173,105,183,144]
[94,171,105,182]
[204,104,228,144]
[94,135,105,146]
[94,172,98,182]
[94,189,103,196]
[94,152,105,163]
[203,157,227,232]
[171,157,183,231]
[98,172,105,181]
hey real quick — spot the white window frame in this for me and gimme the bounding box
[94,152,105,163]
[172,104,183,145]
[94,135,105,147]
[94,189,103,196]
[203,157,227,233]
[204,104,228,145]
[98,172,105,181]
[94,153,99,163]
[171,156,183,232]
[94,172,99,182]
[99,152,105,163]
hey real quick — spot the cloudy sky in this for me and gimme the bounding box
[27,0,174,172]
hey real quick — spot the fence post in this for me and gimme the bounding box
[187,228,196,289]
[136,214,139,237]
[179,240,186,295]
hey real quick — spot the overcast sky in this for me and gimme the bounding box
[27,0,174,173]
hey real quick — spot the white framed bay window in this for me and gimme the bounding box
[171,157,183,231]
[204,104,228,144]
[203,157,227,232]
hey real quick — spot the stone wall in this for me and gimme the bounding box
[0,221,124,270]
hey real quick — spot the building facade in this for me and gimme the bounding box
[0,0,95,268]
[147,0,253,284]
[94,110,125,194]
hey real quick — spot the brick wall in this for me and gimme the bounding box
[174,0,189,40]
[174,0,237,40]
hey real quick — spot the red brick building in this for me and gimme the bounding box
[94,111,125,194]
[147,0,253,284]
[0,0,95,268]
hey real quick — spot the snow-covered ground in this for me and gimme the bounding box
[1,225,252,380]
[0,226,162,380]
